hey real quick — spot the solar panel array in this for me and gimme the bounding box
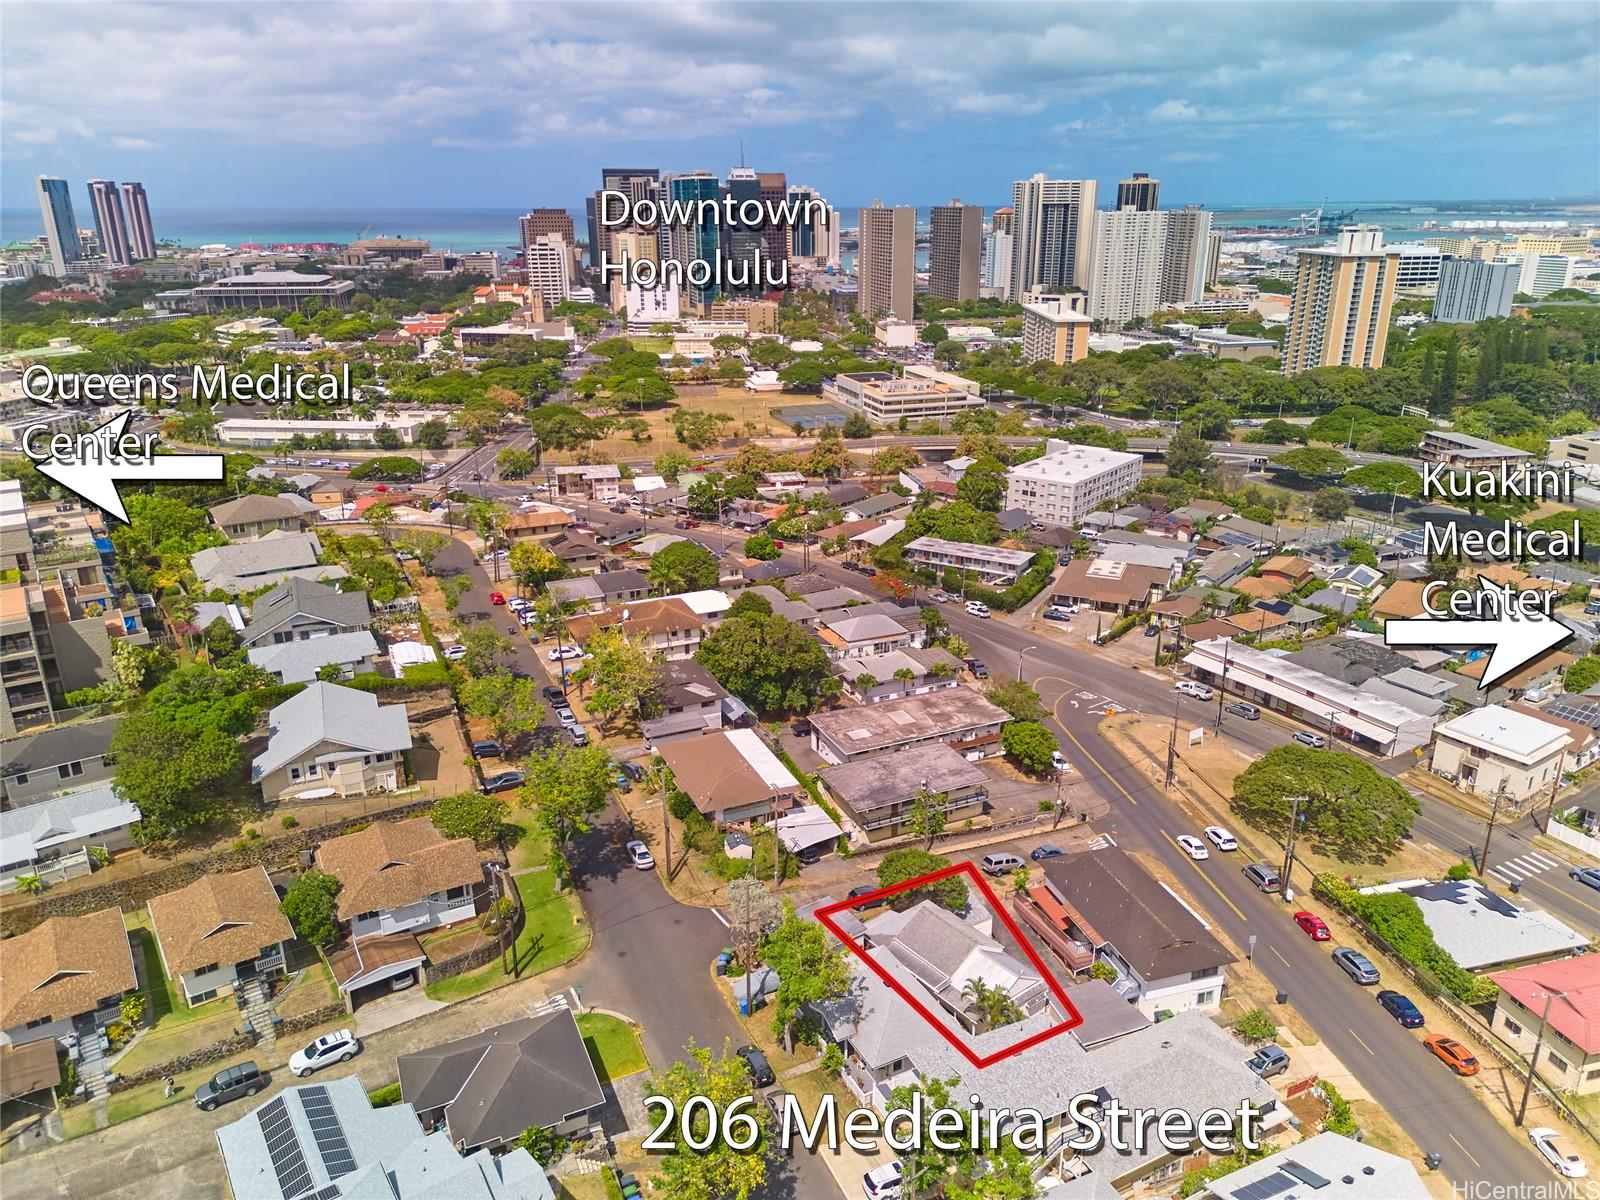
[257,1096,314,1200]
[300,1085,358,1179]
[1544,696,1600,726]
[1281,1159,1331,1188]
[310,1187,343,1200]
[1227,1170,1295,1200]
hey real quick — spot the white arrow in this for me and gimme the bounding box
[1384,608,1572,691]
[33,412,224,524]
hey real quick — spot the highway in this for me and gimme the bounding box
[657,530,1565,1190]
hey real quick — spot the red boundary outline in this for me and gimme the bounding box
[813,861,1082,1069]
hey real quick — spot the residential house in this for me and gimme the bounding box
[549,464,621,502]
[316,817,484,944]
[0,907,136,1048]
[239,578,371,648]
[1177,584,1242,616]
[248,630,381,683]
[1050,558,1168,615]
[0,782,140,889]
[818,742,989,842]
[544,531,604,574]
[828,482,870,507]
[742,558,800,584]
[657,729,801,824]
[190,531,347,594]
[817,612,917,660]
[1197,1133,1429,1200]
[844,493,910,521]
[1454,648,1573,702]
[503,506,573,541]
[1248,598,1324,635]
[1194,547,1254,587]
[1148,595,1203,628]
[809,686,1008,765]
[207,493,313,540]
[861,901,1052,1033]
[586,569,652,606]
[1257,554,1315,589]
[745,585,821,627]
[904,537,1035,587]
[836,646,964,704]
[1327,562,1386,599]
[1363,878,1587,971]
[565,597,706,661]
[1022,847,1233,1018]
[216,1076,555,1200]
[996,508,1033,534]
[1372,580,1428,619]
[0,718,118,808]
[399,1009,607,1149]
[1094,540,1190,580]
[251,681,413,801]
[1429,705,1570,810]
[1488,957,1600,1096]
[1515,696,1600,770]
[641,660,729,745]
[801,585,873,614]
[1304,587,1360,616]
[587,512,645,546]
[147,867,294,1004]
[545,577,604,611]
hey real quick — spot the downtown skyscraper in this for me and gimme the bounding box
[665,170,722,311]
[587,167,660,267]
[35,175,82,276]
[929,200,984,302]
[1005,174,1097,301]
[121,181,156,260]
[1115,172,1160,211]
[856,202,915,320]
[87,179,132,266]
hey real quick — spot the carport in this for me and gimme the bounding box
[328,931,428,1012]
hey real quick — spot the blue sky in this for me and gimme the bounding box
[3,1,1597,212]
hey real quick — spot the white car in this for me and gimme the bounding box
[1204,826,1238,852]
[289,1029,360,1077]
[549,645,583,661]
[1529,1127,1588,1178]
[627,840,656,870]
[965,601,991,618]
[1051,750,1071,774]
[1175,680,1213,700]
[1176,834,1210,860]
[863,1160,904,1200]
[442,645,467,662]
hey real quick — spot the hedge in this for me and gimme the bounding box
[950,555,1056,614]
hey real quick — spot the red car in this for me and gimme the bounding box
[773,539,785,549]
[1294,911,1331,941]
[489,591,506,605]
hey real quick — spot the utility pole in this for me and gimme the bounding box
[1515,988,1564,1126]
[1214,638,1231,731]
[1018,645,1036,682]
[1280,794,1305,902]
[1165,698,1179,790]
[1542,754,1566,830]
[1478,782,1507,878]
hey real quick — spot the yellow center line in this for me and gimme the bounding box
[1158,829,1249,922]
[1270,945,1290,967]
[1040,675,1140,808]
[1448,1133,1482,1170]
[1348,1029,1375,1057]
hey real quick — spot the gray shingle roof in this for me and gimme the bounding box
[0,782,140,865]
[819,742,989,806]
[251,682,412,780]
[191,531,346,592]
[0,719,118,782]
[247,631,381,683]
[245,577,371,644]
[397,1010,605,1150]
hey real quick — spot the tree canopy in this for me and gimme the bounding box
[1231,746,1418,863]
[877,848,966,911]
[696,609,836,713]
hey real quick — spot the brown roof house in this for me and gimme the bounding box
[1,908,137,1049]
[657,729,802,824]
[565,597,705,661]
[1372,580,1428,619]
[1051,558,1169,614]
[315,817,485,1000]
[148,867,294,1005]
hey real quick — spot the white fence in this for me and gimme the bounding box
[1546,815,1600,861]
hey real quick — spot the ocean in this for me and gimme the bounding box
[3,199,1593,253]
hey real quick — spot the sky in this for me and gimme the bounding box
[3,1,1598,214]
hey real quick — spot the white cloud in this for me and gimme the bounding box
[112,136,157,150]
[1149,99,1200,122]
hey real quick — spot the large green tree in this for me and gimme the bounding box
[1345,462,1424,498]
[646,1043,772,1200]
[522,744,613,876]
[761,906,854,1050]
[430,791,509,847]
[112,706,246,839]
[459,671,545,743]
[877,848,966,911]
[648,540,719,593]
[571,628,660,730]
[696,610,836,713]
[279,869,342,946]
[1232,746,1418,863]
[1272,447,1352,480]
[983,679,1047,723]
[1001,720,1057,775]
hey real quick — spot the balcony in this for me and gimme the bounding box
[1012,891,1094,972]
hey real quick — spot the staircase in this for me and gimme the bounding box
[240,976,276,1055]
[71,1014,109,1101]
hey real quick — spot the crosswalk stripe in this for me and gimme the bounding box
[1492,863,1532,880]
[1528,853,1560,869]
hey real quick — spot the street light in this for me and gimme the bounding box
[1018,646,1036,682]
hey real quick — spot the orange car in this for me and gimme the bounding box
[1424,1033,1480,1076]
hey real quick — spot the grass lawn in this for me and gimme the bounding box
[577,1013,647,1083]
[124,912,219,1030]
[558,1178,610,1200]
[424,869,588,1003]
[505,820,552,873]
[60,1104,99,1140]
[274,961,338,1020]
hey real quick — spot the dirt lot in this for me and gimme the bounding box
[545,384,827,464]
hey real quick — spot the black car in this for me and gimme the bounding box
[543,685,568,705]
[1377,989,1424,1028]
[481,770,526,794]
[618,760,647,783]
[1031,844,1067,862]
[194,1062,266,1111]
[847,884,889,909]
[1143,622,1160,637]
[471,739,503,759]
[966,659,989,679]
[791,718,812,737]
[736,1044,776,1088]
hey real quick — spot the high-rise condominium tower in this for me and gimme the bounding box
[1281,226,1400,376]
[666,171,723,310]
[587,168,659,267]
[87,179,132,267]
[121,181,156,260]
[35,176,82,276]
[1160,206,1213,307]
[521,208,577,283]
[1116,173,1160,212]
[786,184,837,266]
[856,202,916,320]
[1433,258,1518,324]
[1006,175,1097,301]
[526,236,572,305]
[1088,209,1168,325]
[929,200,984,302]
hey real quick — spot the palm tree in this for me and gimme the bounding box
[961,979,1022,1032]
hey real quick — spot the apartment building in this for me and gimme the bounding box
[1021,296,1090,365]
[1390,243,1445,290]
[1004,442,1144,527]
[1433,258,1519,323]
[1280,226,1400,376]
[1429,705,1569,809]
[818,742,988,842]
[216,411,449,448]
[1088,208,1167,324]
[928,200,983,302]
[856,203,916,320]
[822,369,984,424]
[1514,253,1574,299]
[1417,429,1533,473]
[189,270,356,313]
[1006,174,1097,300]
[904,536,1035,585]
